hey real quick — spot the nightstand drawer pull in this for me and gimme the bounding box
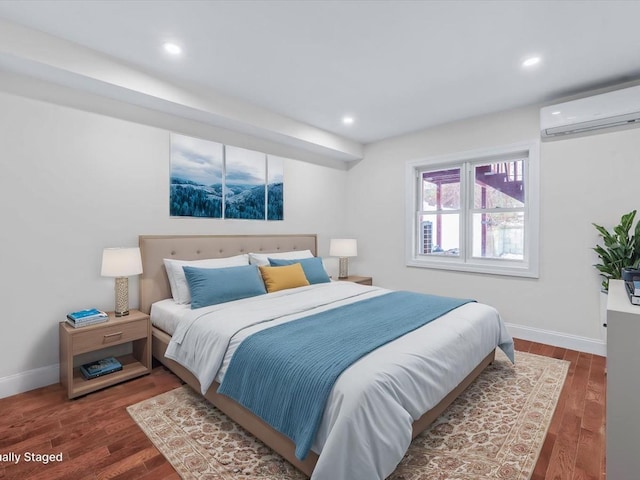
[103,331,123,339]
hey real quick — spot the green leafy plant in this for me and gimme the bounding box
[593,210,640,291]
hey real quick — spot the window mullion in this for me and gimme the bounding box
[462,161,471,263]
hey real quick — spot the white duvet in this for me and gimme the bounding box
[163,282,514,480]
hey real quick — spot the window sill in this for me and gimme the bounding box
[406,258,539,278]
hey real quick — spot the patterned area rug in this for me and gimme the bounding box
[127,351,568,480]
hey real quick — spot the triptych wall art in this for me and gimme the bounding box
[170,133,284,220]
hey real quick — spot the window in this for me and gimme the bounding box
[405,142,539,277]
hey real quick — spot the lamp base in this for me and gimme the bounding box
[115,277,130,317]
[338,257,349,279]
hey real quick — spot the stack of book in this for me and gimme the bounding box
[66,308,108,328]
[624,280,640,305]
[80,357,123,380]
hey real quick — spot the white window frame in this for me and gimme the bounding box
[405,141,539,278]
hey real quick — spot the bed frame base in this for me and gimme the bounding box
[152,326,494,477]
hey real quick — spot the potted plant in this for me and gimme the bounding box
[593,210,640,292]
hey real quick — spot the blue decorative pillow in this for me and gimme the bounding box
[183,265,267,309]
[268,257,331,284]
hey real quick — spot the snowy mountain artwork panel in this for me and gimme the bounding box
[170,134,284,220]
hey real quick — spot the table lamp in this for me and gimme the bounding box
[330,238,358,279]
[101,247,143,316]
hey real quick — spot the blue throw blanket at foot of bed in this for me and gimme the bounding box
[217,290,473,460]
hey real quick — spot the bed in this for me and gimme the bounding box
[139,234,514,480]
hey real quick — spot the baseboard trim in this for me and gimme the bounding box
[506,323,607,357]
[0,363,59,399]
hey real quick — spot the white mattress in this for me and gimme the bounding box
[150,298,190,335]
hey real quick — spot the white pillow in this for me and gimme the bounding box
[248,249,314,267]
[164,254,249,304]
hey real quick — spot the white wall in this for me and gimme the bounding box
[346,105,640,354]
[0,90,348,396]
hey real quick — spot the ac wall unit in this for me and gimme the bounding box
[540,84,640,139]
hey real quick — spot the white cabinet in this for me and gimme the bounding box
[606,279,640,480]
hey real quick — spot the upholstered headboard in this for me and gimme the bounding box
[138,234,318,314]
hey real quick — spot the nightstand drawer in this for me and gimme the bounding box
[72,320,147,355]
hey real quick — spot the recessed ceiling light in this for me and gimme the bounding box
[163,42,182,55]
[551,111,561,115]
[342,116,354,125]
[522,56,541,68]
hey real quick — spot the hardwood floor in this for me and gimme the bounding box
[516,339,607,480]
[0,340,606,480]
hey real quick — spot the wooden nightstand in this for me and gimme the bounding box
[337,275,373,286]
[59,309,151,399]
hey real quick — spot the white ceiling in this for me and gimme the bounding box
[0,0,639,159]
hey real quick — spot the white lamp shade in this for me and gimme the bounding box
[330,238,358,257]
[101,247,143,277]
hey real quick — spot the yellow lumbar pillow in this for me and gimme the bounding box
[259,263,310,293]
